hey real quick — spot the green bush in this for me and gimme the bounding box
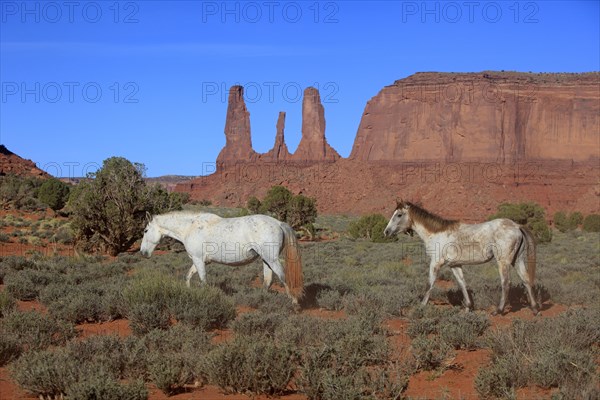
[148,353,191,395]
[554,211,584,232]
[0,175,45,210]
[438,312,490,350]
[230,312,284,338]
[348,214,395,242]
[260,185,293,221]
[203,336,297,395]
[582,214,600,232]
[247,196,261,214]
[251,185,318,231]
[37,178,71,211]
[69,157,183,256]
[489,202,552,243]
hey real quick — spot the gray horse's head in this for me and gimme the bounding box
[140,214,161,257]
[384,200,413,237]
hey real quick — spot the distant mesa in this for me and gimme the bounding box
[0,145,49,178]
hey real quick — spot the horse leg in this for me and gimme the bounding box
[451,266,472,311]
[493,262,510,315]
[515,258,539,315]
[422,260,444,306]
[185,264,197,288]
[191,257,207,284]
[263,261,273,290]
[267,259,299,305]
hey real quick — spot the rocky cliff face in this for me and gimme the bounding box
[290,87,340,162]
[216,86,258,166]
[350,72,600,163]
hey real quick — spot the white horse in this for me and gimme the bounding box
[140,211,304,304]
[384,201,538,315]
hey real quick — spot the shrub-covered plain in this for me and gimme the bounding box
[0,211,598,398]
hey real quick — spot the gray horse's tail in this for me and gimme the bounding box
[280,222,304,302]
[519,226,537,286]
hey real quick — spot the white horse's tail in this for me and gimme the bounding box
[519,227,537,286]
[280,222,304,302]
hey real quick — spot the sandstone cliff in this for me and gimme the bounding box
[350,72,600,163]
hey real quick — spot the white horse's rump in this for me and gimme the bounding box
[384,201,538,315]
[140,211,303,304]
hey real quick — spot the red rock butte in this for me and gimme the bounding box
[177,72,600,219]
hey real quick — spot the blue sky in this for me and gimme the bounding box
[1,1,598,177]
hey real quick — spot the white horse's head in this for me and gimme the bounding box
[140,214,161,257]
[384,200,412,237]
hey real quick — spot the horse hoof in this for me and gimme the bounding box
[532,308,540,316]
[492,309,503,316]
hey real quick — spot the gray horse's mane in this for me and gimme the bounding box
[398,201,459,233]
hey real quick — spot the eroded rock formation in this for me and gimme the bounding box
[216,85,257,166]
[260,112,291,162]
[0,145,49,178]
[290,87,340,162]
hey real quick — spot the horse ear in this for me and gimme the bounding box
[145,211,152,223]
[396,198,404,210]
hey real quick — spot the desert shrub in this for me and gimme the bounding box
[66,374,147,400]
[44,279,127,324]
[4,268,51,300]
[0,290,16,317]
[316,288,345,311]
[10,348,79,399]
[348,213,395,242]
[125,271,235,334]
[37,178,71,211]
[203,335,298,395]
[568,211,584,228]
[230,311,284,338]
[148,353,192,395]
[252,185,318,231]
[0,233,9,243]
[52,225,74,244]
[287,194,318,230]
[69,157,183,255]
[411,335,455,371]
[489,202,552,243]
[582,214,600,232]
[0,335,22,366]
[247,196,261,214]
[169,285,236,330]
[438,311,490,350]
[476,308,599,398]
[555,211,584,232]
[1,310,75,351]
[260,185,293,221]
[135,324,213,387]
[0,175,45,210]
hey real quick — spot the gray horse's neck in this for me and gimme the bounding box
[155,214,193,242]
[411,220,434,241]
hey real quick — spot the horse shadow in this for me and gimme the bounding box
[299,283,333,309]
[446,283,551,312]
